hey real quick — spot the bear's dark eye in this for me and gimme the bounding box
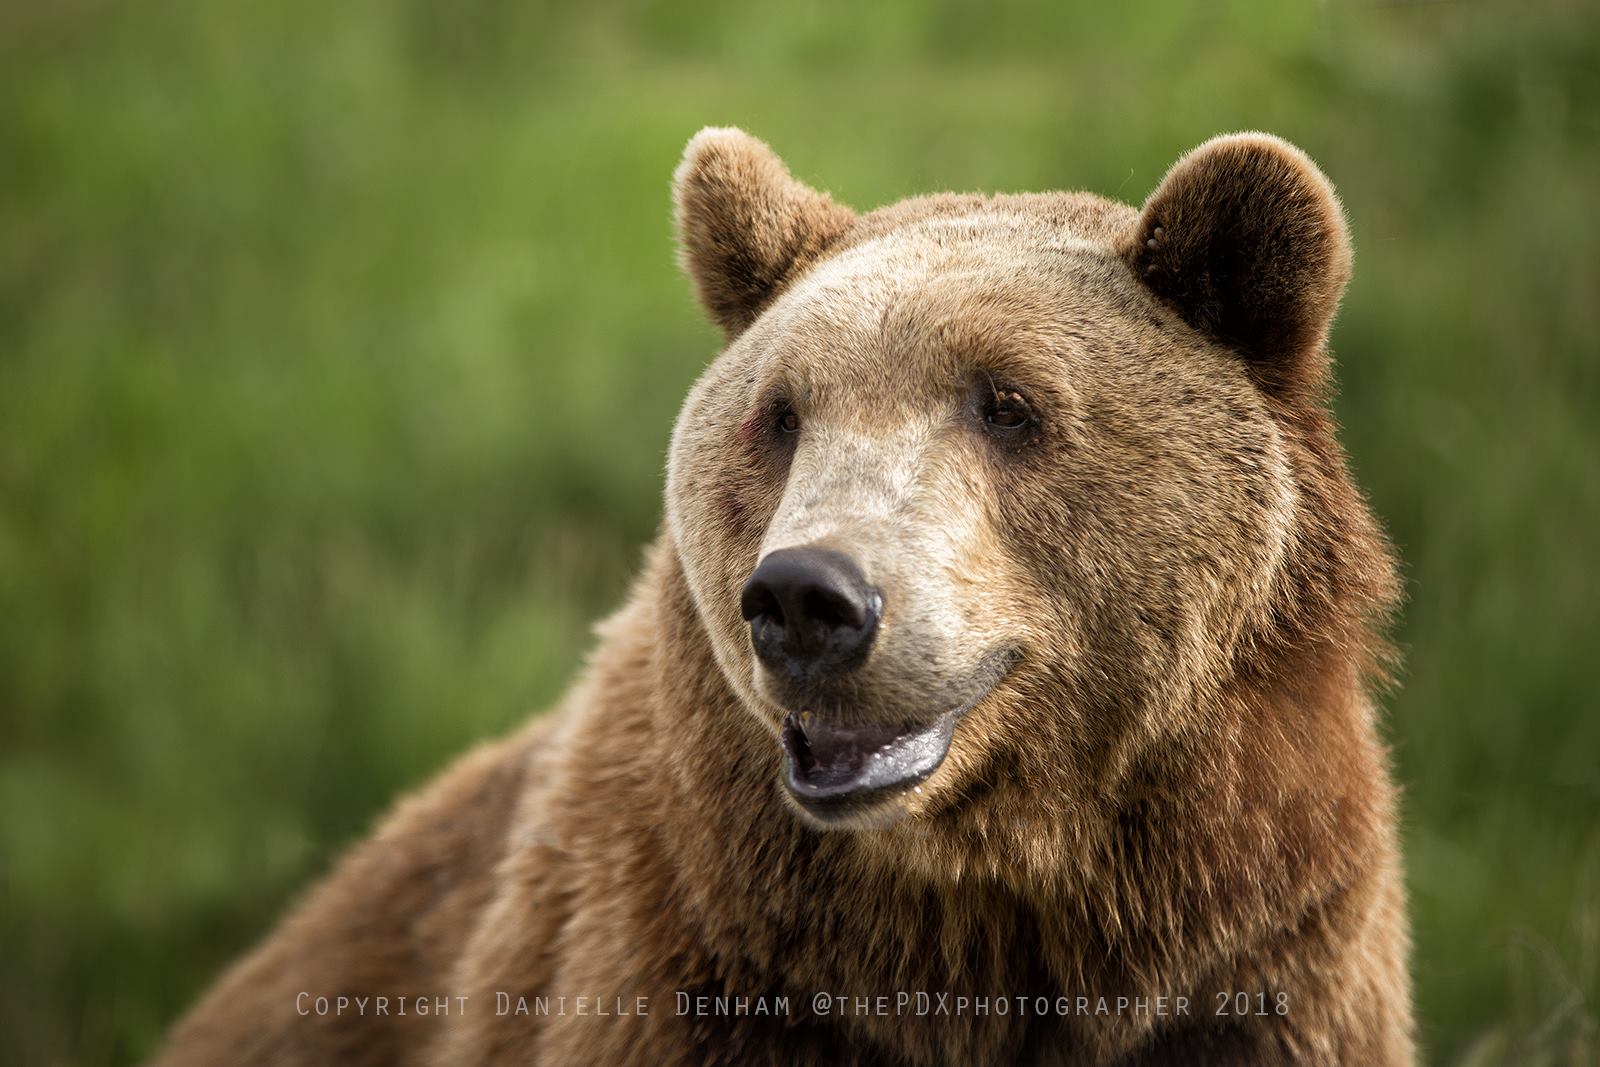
[980,387,1037,441]
[777,407,801,434]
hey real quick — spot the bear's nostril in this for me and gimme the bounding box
[741,585,783,625]
[803,587,860,630]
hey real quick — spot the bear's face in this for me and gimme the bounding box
[667,130,1356,849]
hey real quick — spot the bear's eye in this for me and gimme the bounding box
[981,388,1036,437]
[776,407,801,434]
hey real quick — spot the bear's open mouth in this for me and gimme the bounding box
[777,649,1017,824]
[780,709,959,819]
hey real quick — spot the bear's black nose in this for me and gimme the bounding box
[740,547,881,683]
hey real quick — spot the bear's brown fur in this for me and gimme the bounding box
[151,129,1412,1066]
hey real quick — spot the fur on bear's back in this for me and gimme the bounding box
[150,714,555,1065]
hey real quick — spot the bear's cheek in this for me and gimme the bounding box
[713,463,787,549]
[676,397,792,551]
[718,489,750,539]
[671,401,773,546]
[671,441,792,657]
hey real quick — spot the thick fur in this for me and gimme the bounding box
[150,130,1411,1066]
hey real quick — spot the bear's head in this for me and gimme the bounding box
[665,129,1395,875]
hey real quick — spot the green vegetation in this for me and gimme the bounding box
[2,2,1595,1062]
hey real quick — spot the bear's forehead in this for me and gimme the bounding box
[746,207,1145,370]
[805,210,1112,293]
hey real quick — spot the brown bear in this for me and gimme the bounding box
[150,128,1412,1066]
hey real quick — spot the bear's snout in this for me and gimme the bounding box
[740,546,882,688]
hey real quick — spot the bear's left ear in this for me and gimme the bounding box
[674,127,856,337]
[1123,133,1353,400]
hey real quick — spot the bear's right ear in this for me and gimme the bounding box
[673,128,856,337]
[1123,133,1353,401]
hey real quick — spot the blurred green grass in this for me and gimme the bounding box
[2,2,1596,1063]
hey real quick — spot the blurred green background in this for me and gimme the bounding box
[2,1,1596,1063]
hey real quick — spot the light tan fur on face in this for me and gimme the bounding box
[150,128,1411,1067]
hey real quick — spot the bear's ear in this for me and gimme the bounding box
[1123,133,1353,400]
[673,127,856,336]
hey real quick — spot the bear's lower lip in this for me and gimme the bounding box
[779,709,958,821]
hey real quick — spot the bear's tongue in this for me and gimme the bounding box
[779,709,956,807]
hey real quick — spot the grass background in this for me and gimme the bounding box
[2,1,1596,1063]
